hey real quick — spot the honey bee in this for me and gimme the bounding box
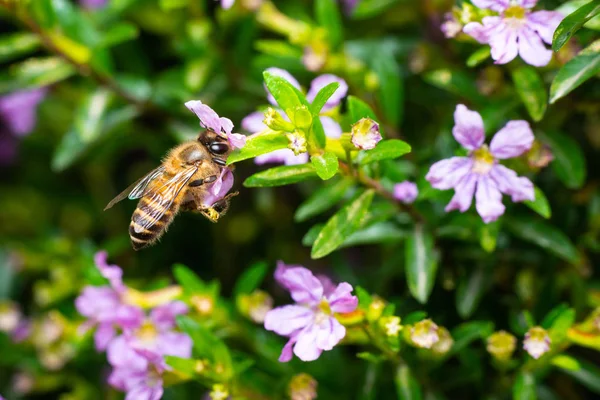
[104,130,238,250]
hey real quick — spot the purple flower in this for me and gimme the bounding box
[264,265,358,362]
[185,100,246,149]
[0,88,47,136]
[463,0,563,67]
[426,104,535,223]
[393,181,418,204]
[441,12,463,38]
[201,167,235,208]
[523,326,551,359]
[108,353,167,400]
[80,0,107,9]
[351,118,381,150]
[75,251,144,351]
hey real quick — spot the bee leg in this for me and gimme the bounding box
[189,175,217,187]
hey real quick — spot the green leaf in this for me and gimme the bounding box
[550,39,600,103]
[360,139,411,165]
[315,0,343,48]
[505,217,580,263]
[52,89,113,171]
[244,164,318,187]
[423,69,484,103]
[255,40,303,58]
[405,224,439,304]
[456,266,487,319]
[311,152,339,180]
[233,261,268,297]
[311,190,375,258]
[450,321,494,356]
[165,356,196,378]
[343,221,407,247]
[348,95,378,124]
[309,82,340,115]
[542,131,587,189]
[173,264,208,294]
[373,53,403,126]
[295,178,354,222]
[263,70,305,114]
[466,47,491,68]
[0,56,76,94]
[547,308,576,344]
[553,1,600,51]
[227,131,289,165]
[513,372,536,400]
[553,356,600,394]
[395,365,423,400]
[511,66,547,122]
[352,0,400,20]
[0,32,41,64]
[524,187,552,219]
[99,23,139,48]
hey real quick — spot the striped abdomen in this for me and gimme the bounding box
[129,197,179,250]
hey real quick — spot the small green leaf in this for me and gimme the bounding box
[173,264,208,294]
[450,321,494,356]
[309,82,340,115]
[548,308,576,344]
[0,56,75,94]
[511,66,547,122]
[315,0,343,48]
[553,1,600,51]
[466,47,491,68]
[513,372,536,400]
[0,32,41,64]
[255,40,303,58]
[405,224,439,304]
[295,178,354,222]
[554,356,600,394]
[233,261,268,297]
[360,139,411,165]
[525,187,552,219]
[550,39,600,103]
[164,356,196,378]
[343,221,407,247]
[311,152,339,180]
[311,190,375,258]
[542,131,587,189]
[227,131,289,165]
[423,69,484,103]
[244,164,318,187]
[506,217,580,263]
[456,266,487,319]
[373,53,403,126]
[395,365,423,400]
[99,23,139,48]
[352,0,399,20]
[348,95,378,124]
[263,70,306,114]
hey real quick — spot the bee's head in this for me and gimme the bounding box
[197,130,231,166]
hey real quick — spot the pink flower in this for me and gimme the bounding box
[0,88,47,137]
[185,100,246,149]
[441,13,462,38]
[108,353,167,400]
[463,0,563,67]
[393,181,418,204]
[264,265,358,362]
[426,104,535,223]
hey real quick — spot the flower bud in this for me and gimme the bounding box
[441,12,462,38]
[286,131,308,155]
[263,107,295,132]
[0,301,21,333]
[393,181,418,204]
[366,297,386,322]
[380,316,402,337]
[237,290,273,323]
[291,106,313,131]
[523,326,551,359]
[432,327,453,355]
[209,384,229,400]
[486,330,517,361]
[191,295,214,316]
[288,373,317,400]
[410,319,439,349]
[351,118,381,150]
[526,140,554,170]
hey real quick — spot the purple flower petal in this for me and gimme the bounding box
[279,336,296,362]
[185,100,222,133]
[316,274,336,297]
[94,251,125,293]
[94,323,116,351]
[315,317,345,351]
[220,117,234,134]
[518,26,553,67]
[426,157,473,190]
[264,305,314,336]
[453,105,485,150]
[107,335,148,370]
[320,116,343,139]
[527,11,563,44]
[0,88,47,136]
[490,22,519,64]
[150,302,188,331]
[328,283,358,314]
[254,149,309,166]
[227,133,247,149]
[279,267,324,304]
[221,0,235,9]
[115,305,145,329]
[306,74,348,111]
[489,165,535,202]
[445,172,478,213]
[75,286,120,319]
[156,332,193,359]
[202,168,234,208]
[241,111,267,133]
[393,181,419,204]
[489,120,534,159]
[293,324,323,362]
[471,0,509,12]
[80,0,107,9]
[475,175,505,223]
[464,21,491,44]
[265,68,302,106]
[519,0,538,9]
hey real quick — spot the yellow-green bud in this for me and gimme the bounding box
[486,330,517,361]
[410,319,439,349]
[263,107,295,132]
[291,106,313,131]
[288,373,317,400]
[209,384,229,400]
[351,118,381,150]
[0,301,21,333]
[366,297,386,321]
[191,295,214,316]
[237,290,273,323]
[432,327,454,355]
[286,131,308,155]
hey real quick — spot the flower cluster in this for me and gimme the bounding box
[486,327,551,360]
[426,104,535,223]
[76,252,192,399]
[264,261,358,362]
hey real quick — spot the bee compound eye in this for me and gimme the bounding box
[209,142,229,155]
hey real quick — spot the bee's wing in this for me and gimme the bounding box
[135,166,198,231]
[104,166,166,211]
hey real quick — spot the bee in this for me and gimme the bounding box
[104,130,238,250]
